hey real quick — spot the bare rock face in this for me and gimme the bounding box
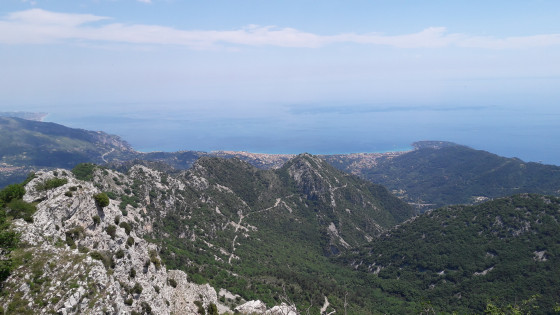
[235,300,268,314]
[1,169,226,314]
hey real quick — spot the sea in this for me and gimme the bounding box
[42,102,560,166]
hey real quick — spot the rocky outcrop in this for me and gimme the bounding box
[1,169,226,314]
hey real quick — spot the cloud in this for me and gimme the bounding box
[1,9,560,50]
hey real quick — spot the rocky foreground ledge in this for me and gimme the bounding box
[0,168,297,314]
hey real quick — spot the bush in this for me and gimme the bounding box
[92,215,101,225]
[149,249,161,270]
[35,178,67,191]
[115,249,125,259]
[65,226,85,247]
[207,303,218,315]
[124,297,133,306]
[64,191,73,197]
[0,184,25,207]
[114,215,120,225]
[141,301,152,314]
[129,268,136,278]
[106,225,117,239]
[90,251,113,269]
[168,278,177,288]
[194,301,205,315]
[105,191,117,200]
[131,282,143,294]
[72,163,96,181]
[6,199,37,222]
[120,221,132,235]
[93,193,110,208]
[126,236,135,247]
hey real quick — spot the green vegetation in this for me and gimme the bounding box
[0,184,25,207]
[131,282,143,294]
[89,251,114,270]
[119,221,132,235]
[344,142,560,209]
[105,225,117,239]
[149,155,415,313]
[0,180,37,284]
[338,194,560,313]
[93,192,110,208]
[72,163,97,181]
[34,177,67,191]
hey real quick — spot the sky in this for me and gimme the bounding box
[1,1,559,163]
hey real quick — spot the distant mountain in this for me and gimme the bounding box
[338,194,560,314]
[0,116,137,187]
[0,111,48,121]
[2,117,559,213]
[325,141,560,209]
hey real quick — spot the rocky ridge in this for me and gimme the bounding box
[1,169,226,314]
[0,167,308,314]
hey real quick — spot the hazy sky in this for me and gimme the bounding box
[2,0,560,107]
[1,1,559,162]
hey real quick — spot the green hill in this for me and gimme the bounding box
[338,194,560,313]
[332,141,560,209]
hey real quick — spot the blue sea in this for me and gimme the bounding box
[43,102,560,165]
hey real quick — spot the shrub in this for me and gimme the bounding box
[105,191,117,200]
[72,163,96,181]
[92,215,101,225]
[120,221,132,235]
[93,193,110,208]
[168,278,177,288]
[5,199,37,222]
[149,249,161,270]
[106,225,117,239]
[0,184,25,207]
[129,268,136,278]
[141,301,152,314]
[124,298,133,306]
[64,191,73,197]
[114,215,120,225]
[194,301,205,315]
[90,251,113,269]
[69,186,78,192]
[65,226,85,248]
[126,236,135,247]
[35,178,67,191]
[115,249,125,259]
[131,282,143,294]
[207,303,218,315]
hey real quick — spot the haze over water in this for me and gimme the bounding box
[43,100,560,166]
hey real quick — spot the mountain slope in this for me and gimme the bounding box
[332,141,560,209]
[0,168,228,314]
[339,194,560,313]
[98,154,414,313]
